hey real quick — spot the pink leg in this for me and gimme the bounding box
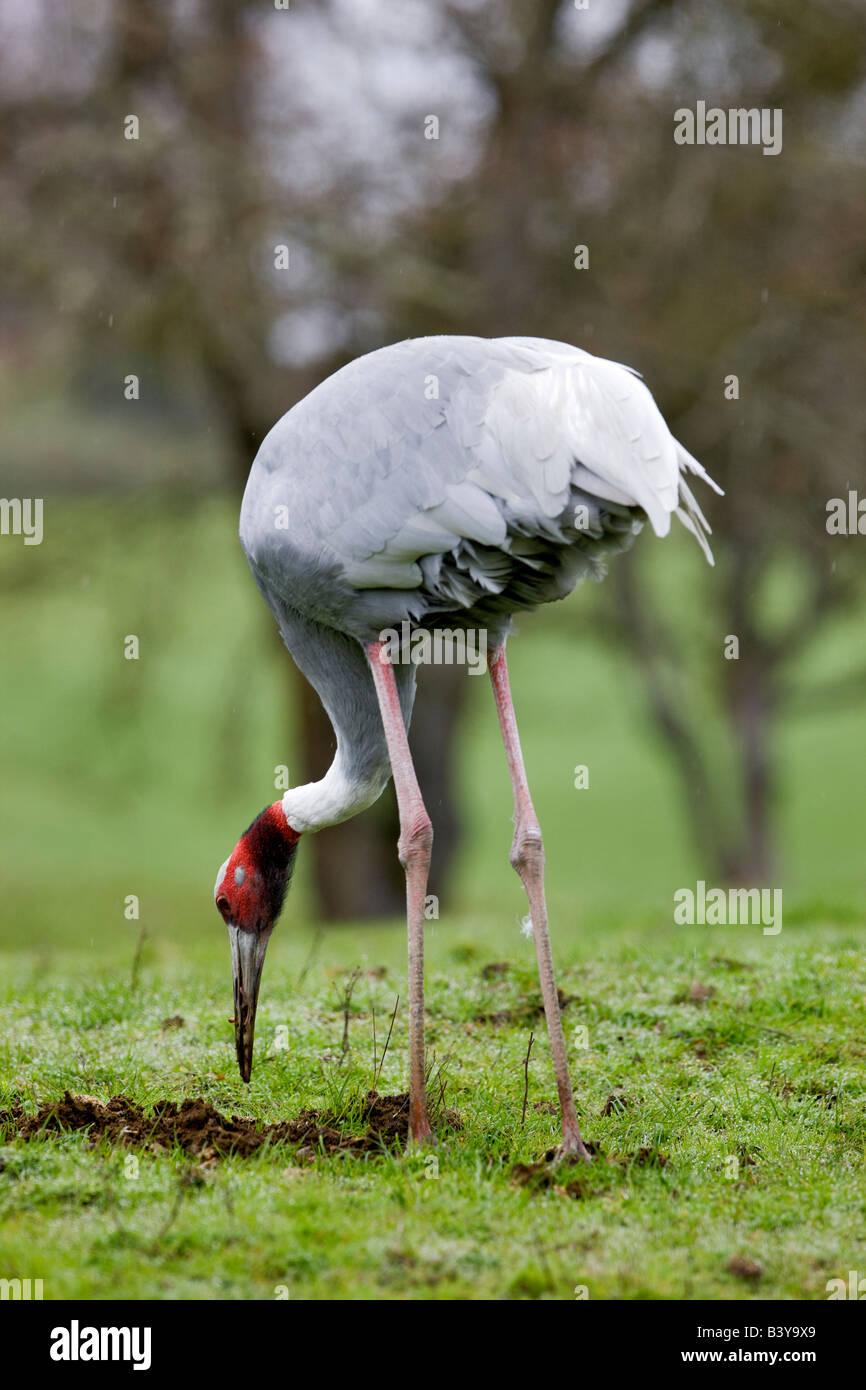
[366,640,434,1144]
[489,644,590,1161]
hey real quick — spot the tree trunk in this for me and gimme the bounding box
[720,662,776,883]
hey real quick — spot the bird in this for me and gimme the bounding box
[213,334,721,1159]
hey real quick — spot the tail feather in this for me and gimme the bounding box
[676,440,724,495]
[674,447,722,566]
[675,499,714,566]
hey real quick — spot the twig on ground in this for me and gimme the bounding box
[373,995,399,1087]
[521,1031,535,1129]
[338,968,362,1064]
[129,926,148,992]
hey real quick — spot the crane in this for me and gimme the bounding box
[213,334,720,1159]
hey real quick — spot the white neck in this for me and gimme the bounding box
[281,749,388,834]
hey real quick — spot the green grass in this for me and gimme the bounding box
[1,921,865,1300]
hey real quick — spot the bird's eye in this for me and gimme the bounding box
[216,895,231,918]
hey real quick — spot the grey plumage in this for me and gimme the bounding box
[239,335,720,826]
[242,335,718,639]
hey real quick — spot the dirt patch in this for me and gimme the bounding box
[673,980,717,1005]
[473,987,577,1027]
[601,1092,634,1116]
[511,1141,668,1197]
[480,961,512,980]
[0,1089,454,1163]
[802,1080,838,1108]
[765,1074,837,1106]
[511,1146,598,1198]
[733,1142,760,1168]
[630,1146,669,1168]
[727,1254,762,1282]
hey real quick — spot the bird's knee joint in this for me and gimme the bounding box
[510,826,544,875]
[399,817,433,869]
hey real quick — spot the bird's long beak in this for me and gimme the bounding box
[227,923,272,1083]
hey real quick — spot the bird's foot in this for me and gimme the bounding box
[546,1131,593,1166]
[406,1092,437,1149]
[407,1124,438,1150]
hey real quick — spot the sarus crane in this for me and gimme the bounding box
[214,335,720,1159]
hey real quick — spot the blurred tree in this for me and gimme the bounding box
[350,0,866,880]
[1,0,864,897]
[0,0,468,919]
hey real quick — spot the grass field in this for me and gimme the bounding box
[1,497,864,1300]
[1,924,864,1299]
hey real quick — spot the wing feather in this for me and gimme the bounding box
[242,336,721,605]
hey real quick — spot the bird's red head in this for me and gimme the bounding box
[214,802,301,1083]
